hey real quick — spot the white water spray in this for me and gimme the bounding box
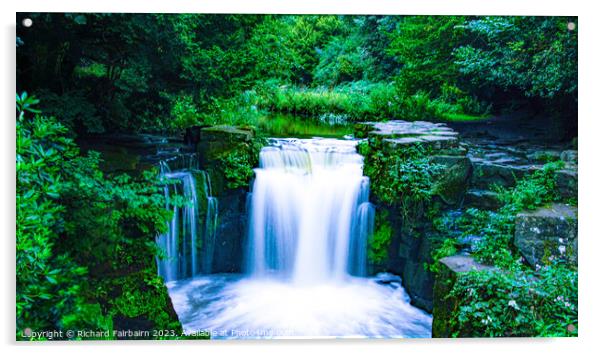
[166,138,432,338]
[156,157,218,281]
[247,138,373,283]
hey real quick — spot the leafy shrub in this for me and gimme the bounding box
[496,160,564,213]
[219,138,265,190]
[313,34,373,85]
[16,93,179,339]
[254,81,488,124]
[449,264,577,337]
[360,142,445,224]
[169,94,201,129]
[435,161,565,269]
[368,211,393,264]
[454,17,577,101]
[16,92,110,334]
[200,91,264,127]
[37,90,102,133]
[427,238,459,273]
[429,159,576,337]
[220,149,256,190]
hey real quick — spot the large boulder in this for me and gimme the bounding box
[555,168,578,200]
[431,155,472,206]
[197,125,255,197]
[514,203,578,267]
[560,149,578,167]
[432,255,494,338]
[198,125,254,160]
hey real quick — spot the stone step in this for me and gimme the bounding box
[464,188,502,210]
[470,160,539,189]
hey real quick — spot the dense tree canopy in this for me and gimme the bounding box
[17,14,577,136]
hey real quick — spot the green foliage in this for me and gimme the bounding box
[246,17,304,83]
[389,16,467,97]
[219,138,265,190]
[17,92,110,334]
[368,211,392,264]
[255,81,492,123]
[313,33,373,85]
[16,94,179,339]
[168,95,201,129]
[360,142,445,224]
[385,16,491,118]
[256,82,370,121]
[256,113,352,138]
[37,90,101,133]
[457,208,517,269]
[220,149,256,190]
[454,17,577,101]
[430,159,576,337]
[201,91,264,127]
[449,264,577,337]
[434,161,565,269]
[427,238,459,273]
[496,160,564,213]
[17,14,576,132]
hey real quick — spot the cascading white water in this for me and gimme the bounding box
[200,170,219,275]
[246,138,373,283]
[156,158,218,282]
[166,138,432,338]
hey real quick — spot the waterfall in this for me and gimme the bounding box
[166,138,432,339]
[246,138,375,284]
[156,156,218,282]
[200,170,219,274]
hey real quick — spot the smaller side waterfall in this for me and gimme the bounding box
[156,157,219,282]
[200,171,219,274]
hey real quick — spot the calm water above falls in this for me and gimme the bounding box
[166,138,432,338]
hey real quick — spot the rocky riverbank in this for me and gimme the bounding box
[355,119,578,323]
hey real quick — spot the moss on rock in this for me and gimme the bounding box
[197,125,263,196]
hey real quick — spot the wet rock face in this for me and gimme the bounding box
[471,161,538,189]
[387,224,438,312]
[438,254,493,273]
[211,193,248,273]
[197,125,254,160]
[555,168,578,199]
[358,120,470,311]
[196,125,256,273]
[514,203,578,267]
[561,149,578,166]
[463,138,579,190]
